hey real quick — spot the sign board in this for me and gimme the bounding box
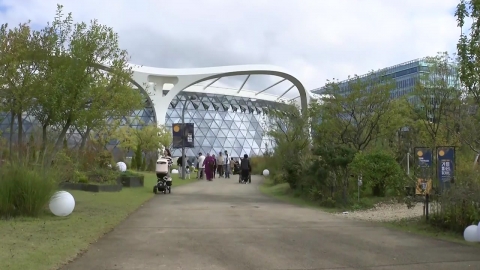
[172,123,194,149]
[414,147,432,168]
[436,146,455,191]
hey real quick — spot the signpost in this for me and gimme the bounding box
[172,123,195,149]
[413,147,433,196]
[436,146,456,192]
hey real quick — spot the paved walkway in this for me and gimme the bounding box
[62,176,480,270]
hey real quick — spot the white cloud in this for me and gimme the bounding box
[0,0,460,98]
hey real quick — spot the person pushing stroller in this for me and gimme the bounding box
[240,154,252,184]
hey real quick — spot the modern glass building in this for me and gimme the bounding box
[164,90,289,158]
[311,58,431,101]
[0,93,286,159]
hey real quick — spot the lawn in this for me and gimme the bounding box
[0,172,197,270]
[258,179,337,211]
[259,177,390,213]
[383,217,476,245]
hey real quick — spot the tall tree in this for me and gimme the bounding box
[410,52,461,147]
[315,71,395,151]
[457,0,480,104]
[0,22,42,157]
[30,5,135,163]
[266,103,310,189]
[455,1,480,154]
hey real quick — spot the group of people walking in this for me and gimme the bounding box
[167,149,252,183]
[197,151,234,181]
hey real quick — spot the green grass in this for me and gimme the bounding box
[259,177,400,213]
[383,217,479,245]
[259,178,341,213]
[0,172,197,270]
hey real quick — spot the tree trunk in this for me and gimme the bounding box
[17,112,23,158]
[8,111,15,161]
[79,126,91,150]
[46,115,73,166]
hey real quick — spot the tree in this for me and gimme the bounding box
[457,0,480,105]
[135,123,171,160]
[114,124,172,164]
[455,1,480,153]
[264,103,311,189]
[134,143,142,170]
[314,144,356,204]
[350,150,406,197]
[410,52,461,147]
[0,22,42,157]
[315,71,395,151]
[114,125,137,159]
[75,65,144,150]
[30,5,135,163]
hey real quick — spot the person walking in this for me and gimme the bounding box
[217,152,224,177]
[240,154,252,183]
[224,150,230,178]
[230,157,235,176]
[203,153,215,181]
[163,149,173,173]
[212,154,217,179]
[197,152,205,179]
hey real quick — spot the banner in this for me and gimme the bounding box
[436,146,455,190]
[415,178,433,195]
[414,147,432,168]
[172,123,194,149]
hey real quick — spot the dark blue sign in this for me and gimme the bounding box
[172,123,194,149]
[414,147,432,168]
[437,147,455,190]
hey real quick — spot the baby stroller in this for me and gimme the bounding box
[153,158,172,194]
[238,171,251,184]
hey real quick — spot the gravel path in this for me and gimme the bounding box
[333,201,426,222]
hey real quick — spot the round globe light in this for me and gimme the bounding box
[116,162,127,172]
[171,169,179,174]
[49,191,75,217]
[263,169,270,176]
[464,225,478,242]
[477,222,480,241]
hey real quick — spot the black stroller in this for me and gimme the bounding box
[153,158,172,194]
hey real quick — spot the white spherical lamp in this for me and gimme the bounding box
[263,169,270,176]
[116,162,127,172]
[49,191,75,217]
[464,225,478,242]
[476,222,480,241]
[171,169,179,174]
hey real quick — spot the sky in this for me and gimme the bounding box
[0,0,461,100]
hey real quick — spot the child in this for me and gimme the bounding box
[230,157,235,175]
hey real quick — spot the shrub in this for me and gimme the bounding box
[120,170,142,177]
[320,197,336,208]
[52,150,76,182]
[428,168,480,233]
[86,167,120,184]
[250,156,270,175]
[95,150,114,168]
[0,163,58,218]
[350,150,406,197]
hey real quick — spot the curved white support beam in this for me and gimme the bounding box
[130,64,311,126]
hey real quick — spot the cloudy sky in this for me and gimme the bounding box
[0,0,461,99]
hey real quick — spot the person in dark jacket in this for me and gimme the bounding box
[240,154,252,183]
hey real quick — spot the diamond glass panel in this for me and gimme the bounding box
[0,91,289,159]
